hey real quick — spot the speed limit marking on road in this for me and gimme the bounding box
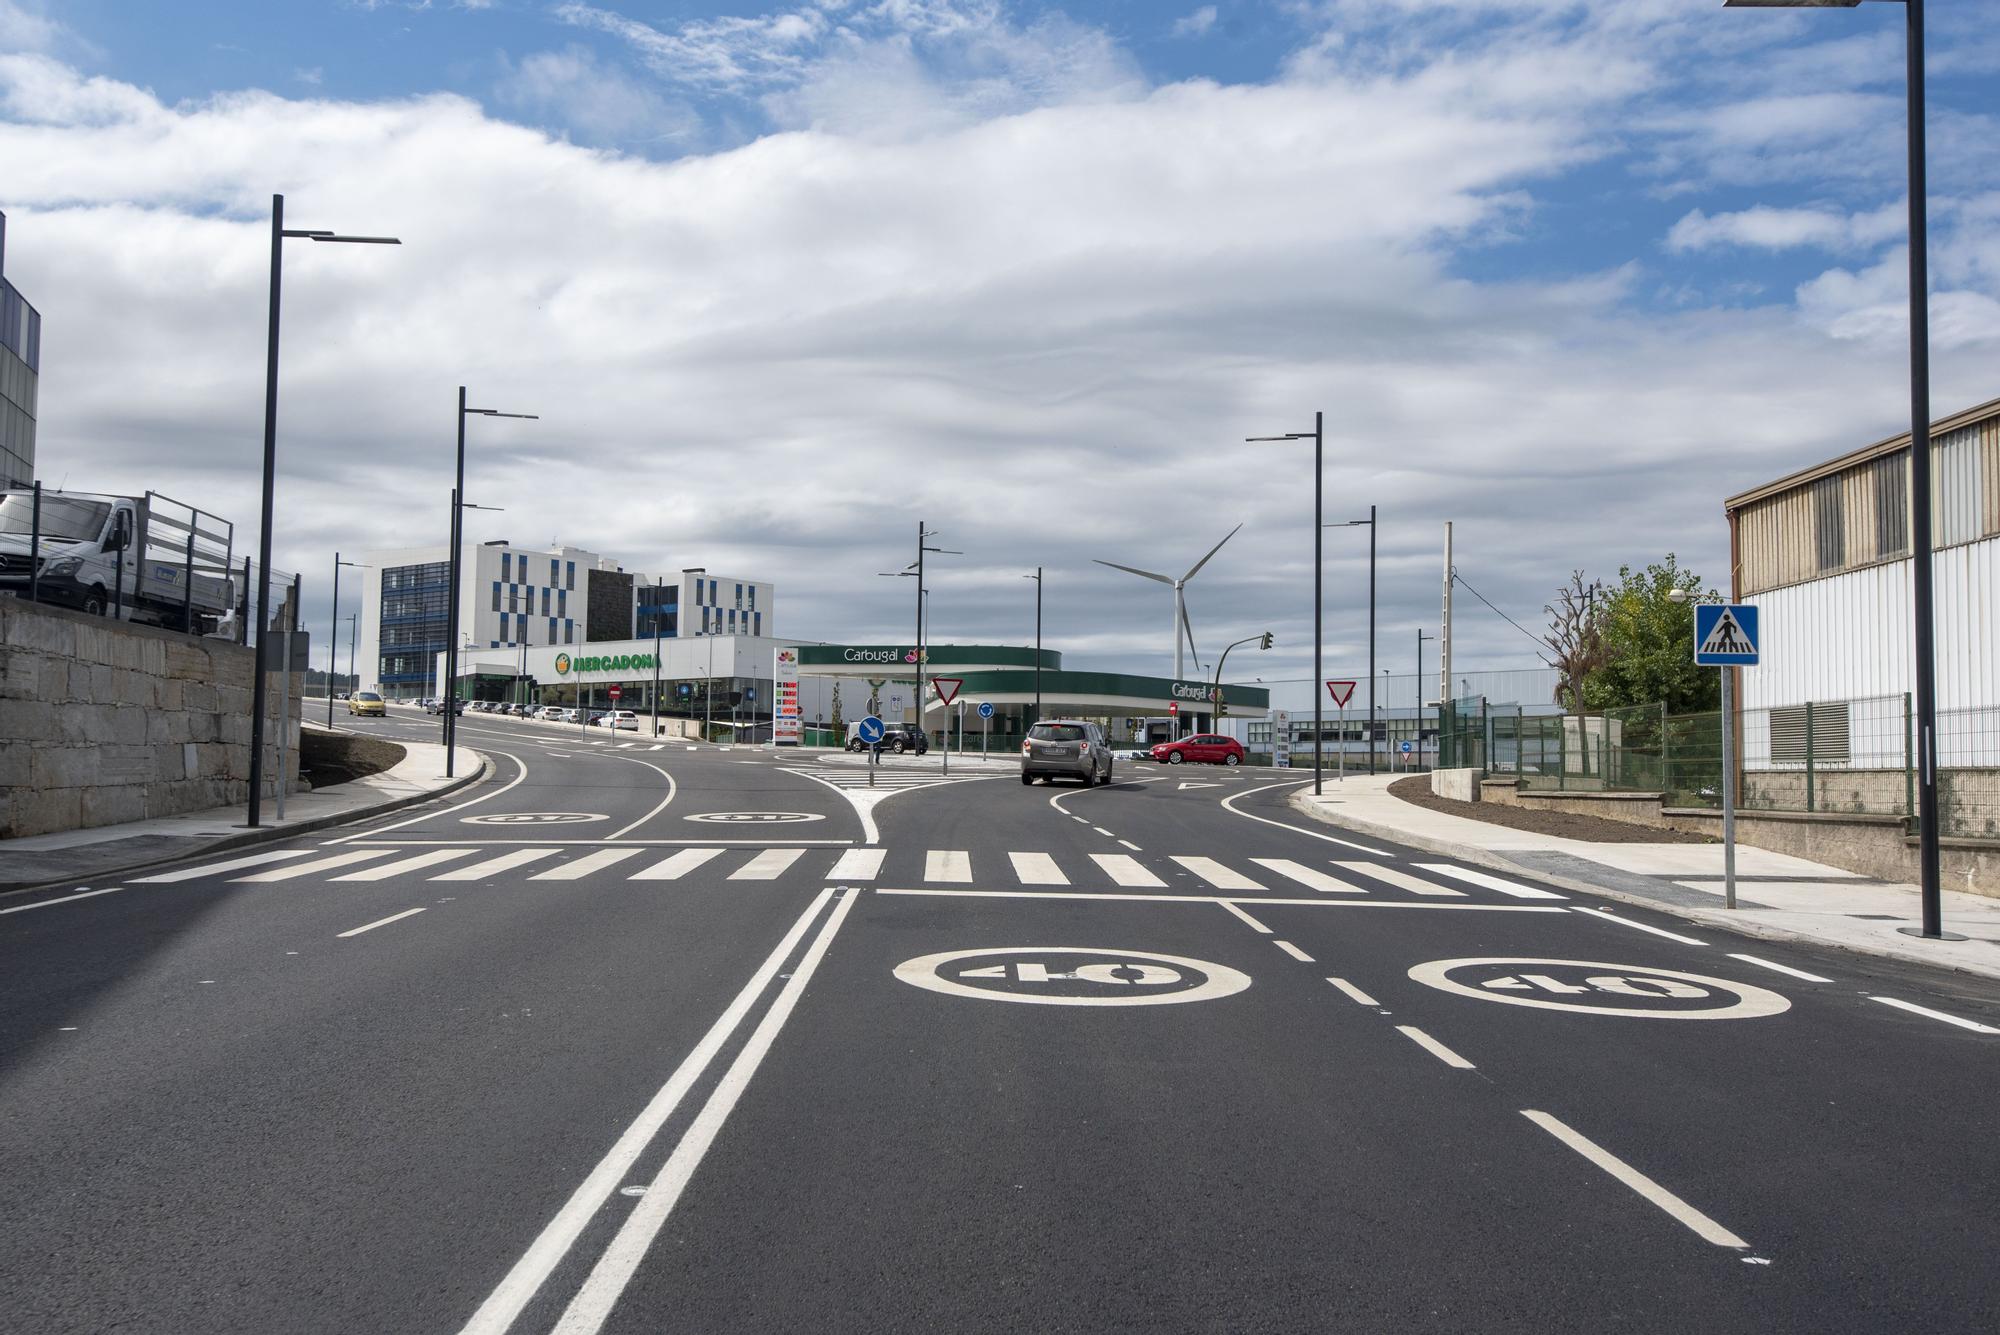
[1407,958,1790,1020]
[684,811,825,824]
[894,948,1251,1007]
[463,812,609,825]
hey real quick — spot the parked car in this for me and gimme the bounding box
[603,709,640,732]
[844,721,930,754]
[347,690,386,718]
[560,708,583,723]
[535,706,566,722]
[1150,733,1245,766]
[1021,720,1113,786]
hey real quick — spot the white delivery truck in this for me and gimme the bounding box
[0,488,238,635]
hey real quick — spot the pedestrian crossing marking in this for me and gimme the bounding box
[332,848,478,882]
[233,850,396,882]
[1090,853,1165,888]
[1251,858,1365,894]
[1414,864,1567,900]
[828,848,888,881]
[1008,852,1069,886]
[433,849,562,880]
[1170,856,1265,891]
[731,848,806,880]
[632,848,724,881]
[925,850,973,882]
[530,848,645,881]
[1333,862,1466,897]
[131,849,316,882]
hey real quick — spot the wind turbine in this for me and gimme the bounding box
[1095,524,1242,683]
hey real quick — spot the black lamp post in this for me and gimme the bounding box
[442,386,536,778]
[1023,567,1043,730]
[328,552,367,726]
[1248,412,1325,794]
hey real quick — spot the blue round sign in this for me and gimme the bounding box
[1400,740,1414,754]
[977,701,995,720]
[857,715,886,744]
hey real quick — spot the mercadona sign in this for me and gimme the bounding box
[554,652,657,675]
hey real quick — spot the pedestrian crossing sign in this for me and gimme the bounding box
[1694,603,1759,666]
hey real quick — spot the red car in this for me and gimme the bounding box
[1150,733,1245,766]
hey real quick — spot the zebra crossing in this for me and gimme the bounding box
[128,844,1568,900]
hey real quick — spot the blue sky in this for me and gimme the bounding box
[2,1,1996,681]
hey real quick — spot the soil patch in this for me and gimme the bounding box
[300,731,407,789]
[1388,775,1714,845]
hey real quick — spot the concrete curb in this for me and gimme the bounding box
[1285,792,2000,984]
[0,753,491,900]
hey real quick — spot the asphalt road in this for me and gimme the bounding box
[4,706,1997,1333]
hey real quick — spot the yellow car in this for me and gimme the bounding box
[348,690,387,718]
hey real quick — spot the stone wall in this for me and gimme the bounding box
[1,598,302,838]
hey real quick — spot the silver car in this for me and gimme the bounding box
[1020,720,1113,786]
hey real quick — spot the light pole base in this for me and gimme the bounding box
[1896,926,1969,942]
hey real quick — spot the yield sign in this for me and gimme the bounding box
[931,677,963,706]
[1326,680,1357,707]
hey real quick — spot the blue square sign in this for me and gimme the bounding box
[1694,603,1760,666]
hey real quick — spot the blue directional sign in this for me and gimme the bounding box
[1694,603,1760,667]
[977,701,995,720]
[1400,740,1414,755]
[746,686,756,702]
[857,715,886,745]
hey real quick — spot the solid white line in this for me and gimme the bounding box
[1333,862,1465,897]
[1219,782,1390,855]
[1728,953,1832,983]
[432,849,561,880]
[550,891,860,1335]
[1571,906,1707,945]
[128,849,316,883]
[1325,977,1379,1006]
[1218,901,1271,934]
[1170,856,1265,891]
[530,849,645,881]
[1009,852,1069,886]
[874,888,1570,912]
[925,850,972,883]
[1414,863,1568,900]
[0,886,124,915]
[1089,854,1165,888]
[730,848,806,881]
[1273,939,1315,963]
[826,848,887,881]
[453,890,836,1335]
[331,848,479,881]
[1869,996,2000,1034]
[337,906,428,938]
[1252,858,1365,894]
[1521,1110,1749,1249]
[1397,1025,1475,1069]
[233,849,396,882]
[330,747,521,841]
[630,848,725,881]
[604,759,679,841]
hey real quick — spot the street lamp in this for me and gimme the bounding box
[1248,412,1325,794]
[879,523,959,766]
[246,196,399,828]
[1417,629,1437,767]
[443,492,505,777]
[1328,508,1378,773]
[1211,632,1273,737]
[1023,568,1043,730]
[328,553,368,726]
[1724,0,1944,937]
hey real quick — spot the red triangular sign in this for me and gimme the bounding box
[1326,680,1357,707]
[932,677,963,706]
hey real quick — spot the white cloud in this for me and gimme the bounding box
[1666,202,1904,254]
[497,45,699,144]
[1171,6,1217,40]
[0,0,61,53]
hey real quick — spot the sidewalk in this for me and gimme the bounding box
[1291,773,2000,982]
[0,740,487,896]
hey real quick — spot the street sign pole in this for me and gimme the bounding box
[1721,665,1736,911]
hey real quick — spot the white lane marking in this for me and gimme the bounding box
[827,848,888,881]
[1728,954,1832,983]
[1091,826,1116,838]
[604,759,679,841]
[233,850,396,882]
[1008,852,1069,886]
[331,848,479,881]
[631,848,725,881]
[331,747,524,841]
[1521,1110,1749,1249]
[1219,901,1272,934]
[776,766,882,845]
[1170,856,1265,891]
[454,890,836,1335]
[1117,839,1142,851]
[1869,996,2000,1034]
[128,849,316,883]
[530,849,646,881]
[0,886,124,914]
[1397,1025,1475,1069]
[876,888,1569,913]
[1273,939,1315,963]
[1252,858,1364,894]
[1332,862,1465,897]
[432,849,562,881]
[730,848,806,881]
[1219,782,1390,855]
[1571,906,1707,945]
[925,850,972,883]
[1325,977,1379,1006]
[548,891,860,1335]
[1414,863,1568,900]
[337,906,428,938]
[1089,854,1165,888]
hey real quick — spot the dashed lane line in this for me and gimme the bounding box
[1396,1026,1476,1070]
[1325,977,1380,1007]
[1727,954,1832,983]
[1218,901,1272,934]
[336,906,428,938]
[1570,906,1706,946]
[1273,939,1315,963]
[1868,996,2000,1034]
[1521,1110,1750,1250]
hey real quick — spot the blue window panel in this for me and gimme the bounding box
[491,581,501,612]
[566,561,575,591]
[502,552,511,582]
[550,558,559,585]
[548,617,557,641]
[753,612,761,636]
[735,583,742,607]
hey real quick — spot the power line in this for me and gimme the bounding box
[1451,570,1548,656]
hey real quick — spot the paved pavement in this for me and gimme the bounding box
[4,721,1997,1333]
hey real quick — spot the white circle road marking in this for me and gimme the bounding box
[1407,958,1790,1020]
[683,811,826,824]
[894,948,1252,1007]
[462,811,610,825]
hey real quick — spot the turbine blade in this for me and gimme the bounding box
[1093,558,1175,585]
[1181,600,1200,669]
[1182,523,1243,582]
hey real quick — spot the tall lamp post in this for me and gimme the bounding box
[1416,629,1436,767]
[246,196,399,827]
[1212,632,1274,728]
[878,523,958,763]
[1330,507,1377,773]
[1248,412,1325,794]
[1023,567,1043,732]
[443,386,536,778]
[1724,0,1944,937]
[328,552,368,726]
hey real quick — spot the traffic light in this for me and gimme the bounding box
[1259,632,1273,650]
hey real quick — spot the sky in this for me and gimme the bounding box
[1,0,1996,695]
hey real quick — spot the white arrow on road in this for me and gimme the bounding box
[1178,781,1222,790]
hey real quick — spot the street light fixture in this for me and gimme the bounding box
[443,386,536,778]
[246,195,400,828]
[1248,412,1325,794]
[1023,568,1043,730]
[1724,0,1944,938]
[328,553,368,726]
[1211,632,1273,739]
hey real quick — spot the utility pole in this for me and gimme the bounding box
[1440,521,1454,712]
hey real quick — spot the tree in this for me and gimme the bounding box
[830,680,844,736]
[1582,554,1721,714]
[1543,571,1612,716]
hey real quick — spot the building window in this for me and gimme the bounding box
[549,617,557,641]
[735,582,743,608]
[1873,455,1908,560]
[566,561,575,591]
[564,621,574,645]
[541,587,550,617]
[1812,474,1845,573]
[709,579,717,605]
[491,581,501,613]
[499,612,507,639]
[502,552,511,582]
[558,589,566,617]
[748,585,756,611]
[753,612,761,636]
